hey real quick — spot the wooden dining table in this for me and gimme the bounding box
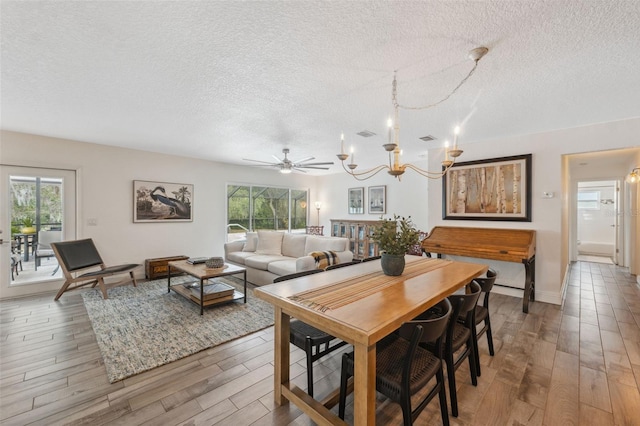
[254,255,488,425]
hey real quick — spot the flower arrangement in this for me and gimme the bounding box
[371,215,420,256]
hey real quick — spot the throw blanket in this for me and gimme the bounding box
[309,250,338,270]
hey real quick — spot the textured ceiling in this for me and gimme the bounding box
[2,1,640,175]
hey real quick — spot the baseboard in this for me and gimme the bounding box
[560,263,571,308]
[492,283,562,306]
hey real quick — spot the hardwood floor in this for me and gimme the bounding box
[1,260,639,425]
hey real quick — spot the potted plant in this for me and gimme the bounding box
[20,216,36,234]
[371,214,420,276]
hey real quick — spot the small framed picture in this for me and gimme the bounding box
[348,187,364,214]
[368,185,386,214]
[134,180,193,222]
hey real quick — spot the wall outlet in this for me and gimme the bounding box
[542,192,554,198]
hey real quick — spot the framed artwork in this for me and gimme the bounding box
[134,180,193,222]
[443,154,532,222]
[348,187,364,214]
[368,185,386,214]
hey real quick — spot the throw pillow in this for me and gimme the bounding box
[308,250,338,270]
[242,232,258,252]
[255,230,284,255]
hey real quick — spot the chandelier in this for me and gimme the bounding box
[337,46,489,180]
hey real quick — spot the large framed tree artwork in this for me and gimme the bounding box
[442,154,532,222]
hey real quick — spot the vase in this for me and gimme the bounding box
[381,253,405,276]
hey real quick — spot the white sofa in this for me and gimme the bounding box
[224,231,353,285]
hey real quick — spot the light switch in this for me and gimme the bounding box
[87,218,98,226]
[542,192,554,198]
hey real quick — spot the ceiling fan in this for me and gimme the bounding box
[243,148,334,174]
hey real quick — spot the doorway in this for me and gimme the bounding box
[576,180,618,264]
[0,165,76,298]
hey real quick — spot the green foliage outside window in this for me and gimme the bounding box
[227,184,308,234]
[10,178,63,233]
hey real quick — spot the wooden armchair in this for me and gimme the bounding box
[51,238,140,301]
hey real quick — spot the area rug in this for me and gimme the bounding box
[82,276,274,383]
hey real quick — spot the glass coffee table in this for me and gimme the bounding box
[167,260,247,315]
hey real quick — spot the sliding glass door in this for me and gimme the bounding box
[0,165,76,298]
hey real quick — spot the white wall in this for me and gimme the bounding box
[1,130,319,298]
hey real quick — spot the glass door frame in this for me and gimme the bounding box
[0,165,77,299]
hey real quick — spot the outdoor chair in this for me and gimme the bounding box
[305,226,324,235]
[10,240,22,280]
[51,238,140,301]
[339,298,453,425]
[273,269,348,397]
[35,230,62,272]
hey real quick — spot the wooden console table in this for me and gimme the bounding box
[422,226,536,313]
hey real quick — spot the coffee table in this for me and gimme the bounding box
[167,260,247,315]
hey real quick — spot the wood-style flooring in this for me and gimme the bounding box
[1,260,639,425]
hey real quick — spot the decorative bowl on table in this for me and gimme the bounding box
[205,257,224,268]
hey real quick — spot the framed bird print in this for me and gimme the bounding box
[133,180,193,222]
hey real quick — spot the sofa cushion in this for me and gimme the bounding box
[242,232,258,252]
[226,251,258,265]
[245,254,289,271]
[282,233,307,258]
[255,231,284,255]
[308,250,338,270]
[304,236,348,253]
[267,259,298,276]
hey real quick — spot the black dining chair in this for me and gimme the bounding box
[325,260,362,270]
[339,298,452,425]
[439,280,482,417]
[273,269,348,397]
[361,255,381,262]
[469,269,497,376]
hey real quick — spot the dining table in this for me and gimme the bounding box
[254,255,488,426]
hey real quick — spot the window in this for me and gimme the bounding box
[227,184,308,240]
[577,191,600,210]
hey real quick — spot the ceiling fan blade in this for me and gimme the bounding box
[293,156,314,164]
[242,158,279,165]
[292,167,308,173]
[272,155,283,163]
[297,165,331,170]
[295,162,334,166]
